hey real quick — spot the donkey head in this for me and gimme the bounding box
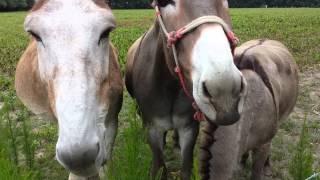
[24,0,115,177]
[155,0,247,125]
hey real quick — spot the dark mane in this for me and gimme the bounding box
[199,121,218,180]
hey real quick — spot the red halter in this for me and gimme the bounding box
[155,6,239,121]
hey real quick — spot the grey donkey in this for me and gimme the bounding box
[199,39,299,180]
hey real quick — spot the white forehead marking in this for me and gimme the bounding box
[191,24,234,102]
[31,0,113,24]
[25,0,114,30]
[191,25,233,77]
[26,0,113,80]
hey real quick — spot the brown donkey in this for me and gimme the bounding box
[126,0,246,179]
[15,0,123,179]
[199,39,299,180]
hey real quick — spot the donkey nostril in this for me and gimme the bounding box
[202,82,212,99]
[56,141,100,170]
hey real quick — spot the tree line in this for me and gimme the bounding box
[0,0,33,11]
[0,0,319,11]
[111,0,320,9]
[228,0,320,8]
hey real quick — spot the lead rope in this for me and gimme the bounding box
[155,6,239,121]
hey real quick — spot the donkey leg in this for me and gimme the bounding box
[251,143,271,180]
[173,130,180,149]
[240,152,250,168]
[263,154,272,177]
[87,175,100,180]
[148,127,167,179]
[178,126,199,180]
[68,173,85,180]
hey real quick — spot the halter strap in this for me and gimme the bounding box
[155,6,239,121]
[155,6,239,51]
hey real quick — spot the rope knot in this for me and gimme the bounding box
[167,31,178,47]
[174,66,181,73]
[167,29,184,48]
[192,102,205,121]
[227,31,240,48]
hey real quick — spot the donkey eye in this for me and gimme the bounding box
[98,28,113,45]
[157,0,175,7]
[28,31,42,42]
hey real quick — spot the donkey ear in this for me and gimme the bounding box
[237,74,248,114]
[151,1,156,8]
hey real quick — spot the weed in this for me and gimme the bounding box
[289,116,314,180]
[106,98,152,180]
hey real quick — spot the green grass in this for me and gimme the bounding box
[0,76,39,179]
[107,98,152,180]
[289,116,314,180]
[0,9,319,179]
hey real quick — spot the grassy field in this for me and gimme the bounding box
[0,8,319,179]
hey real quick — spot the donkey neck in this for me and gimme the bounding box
[141,21,179,85]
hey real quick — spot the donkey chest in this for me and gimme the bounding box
[148,93,195,131]
[152,110,194,131]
